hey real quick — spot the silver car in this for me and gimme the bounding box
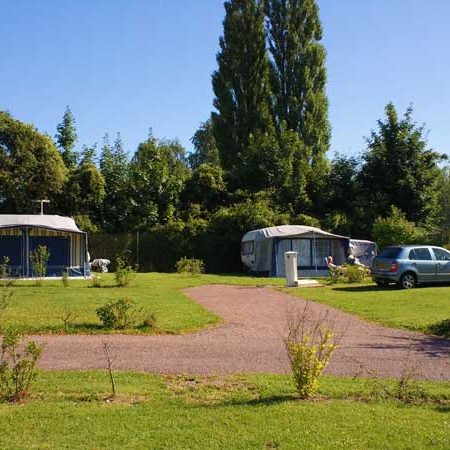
[371,245,450,289]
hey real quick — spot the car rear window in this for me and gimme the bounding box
[378,247,402,259]
[409,248,432,261]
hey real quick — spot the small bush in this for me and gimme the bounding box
[428,318,450,338]
[0,328,43,402]
[91,274,103,288]
[96,297,147,329]
[345,264,370,283]
[60,303,77,332]
[115,256,136,287]
[175,257,205,276]
[285,305,337,399]
[61,270,70,288]
[0,257,15,288]
[30,245,50,285]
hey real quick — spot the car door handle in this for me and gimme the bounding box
[436,263,441,268]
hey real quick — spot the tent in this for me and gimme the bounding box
[241,225,376,277]
[0,215,90,277]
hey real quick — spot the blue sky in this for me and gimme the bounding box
[1,0,449,159]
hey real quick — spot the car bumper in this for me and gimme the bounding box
[371,271,400,283]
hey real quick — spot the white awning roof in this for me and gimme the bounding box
[0,215,83,233]
[242,225,349,242]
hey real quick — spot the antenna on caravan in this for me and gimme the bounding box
[32,199,50,215]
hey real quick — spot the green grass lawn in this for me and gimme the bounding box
[284,282,450,334]
[0,371,449,449]
[0,273,283,334]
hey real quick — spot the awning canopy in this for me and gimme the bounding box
[242,225,349,242]
[0,215,83,233]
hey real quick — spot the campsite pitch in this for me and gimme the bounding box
[31,285,450,380]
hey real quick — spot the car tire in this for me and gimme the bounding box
[398,272,416,289]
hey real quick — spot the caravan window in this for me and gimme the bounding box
[241,240,254,255]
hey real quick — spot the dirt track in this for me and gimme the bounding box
[32,285,450,380]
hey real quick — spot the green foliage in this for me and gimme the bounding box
[265,0,330,204]
[99,133,131,232]
[114,256,136,287]
[359,103,444,227]
[175,257,205,276]
[212,0,273,189]
[345,264,370,283]
[285,307,337,399]
[96,297,148,330]
[61,270,70,288]
[428,318,450,338]
[59,303,77,332]
[189,119,220,169]
[0,328,43,402]
[29,245,50,284]
[91,274,104,288]
[0,111,67,213]
[129,134,190,230]
[55,106,78,169]
[372,206,427,250]
[74,214,99,233]
[63,159,106,219]
[182,163,226,211]
[0,256,15,288]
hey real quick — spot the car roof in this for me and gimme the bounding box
[384,245,445,250]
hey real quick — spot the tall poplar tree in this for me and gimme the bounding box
[265,0,330,207]
[55,106,78,169]
[212,0,274,189]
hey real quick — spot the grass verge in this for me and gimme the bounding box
[0,273,283,334]
[0,371,449,450]
[284,282,450,335]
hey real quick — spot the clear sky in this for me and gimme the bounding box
[1,0,449,159]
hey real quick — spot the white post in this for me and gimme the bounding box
[284,251,298,287]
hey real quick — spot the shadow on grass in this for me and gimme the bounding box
[435,404,450,413]
[332,285,397,293]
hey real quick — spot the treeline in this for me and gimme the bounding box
[1,0,449,272]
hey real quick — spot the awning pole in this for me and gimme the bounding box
[313,231,317,273]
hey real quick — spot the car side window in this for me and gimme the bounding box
[412,248,432,261]
[433,248,450,261]
[409,249,416,260]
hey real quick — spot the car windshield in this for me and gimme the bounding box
[378,247,402,259]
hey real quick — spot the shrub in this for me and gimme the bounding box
[372,206,426,250]
[345,264,369,283]
[30,245,50,285]
[115,256,136,287]
[60,303,77,332]
[428,318,450,338]
[61,269,70,288]
[0,328,43,402]
[285,305,337,399]
[175,257,205,276]
[96,297,147,329]
[0,257,15,288]
[91,274,104,288]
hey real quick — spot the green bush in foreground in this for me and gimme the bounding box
[0,328,43,402]
[284,306,337,399]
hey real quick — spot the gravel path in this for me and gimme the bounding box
[33,285,449,380]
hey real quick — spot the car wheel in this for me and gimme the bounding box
[398,272,416,289]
